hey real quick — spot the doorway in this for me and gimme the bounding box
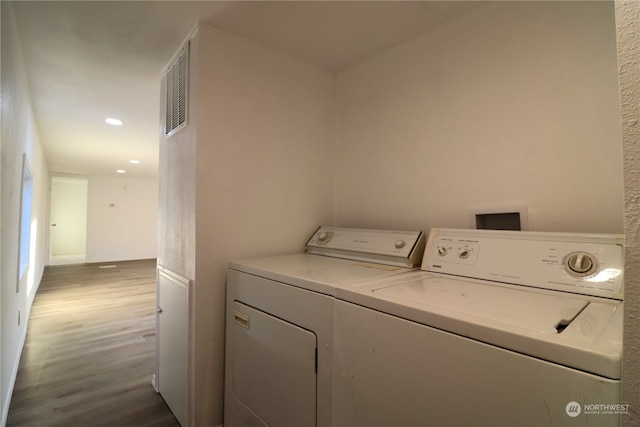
[49,176,88,265]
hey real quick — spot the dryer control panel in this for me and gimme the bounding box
[306,226,426,268]
[424,228,624,300]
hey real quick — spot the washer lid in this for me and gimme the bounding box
[343,271,623,379]
[374,275,589,334]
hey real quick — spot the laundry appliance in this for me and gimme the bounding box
[224,226,426,427]
[332,228,624,427]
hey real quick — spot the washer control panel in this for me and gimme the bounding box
[434,241,480,264]
[306,226,426,268]
[425,228,624,300]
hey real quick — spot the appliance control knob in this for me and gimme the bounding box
[568,253,593,273]
[395,240,406,249]
[459,250,470,259]
[564,252,598,277]
[317,231,334,245]
[437,246,448,256]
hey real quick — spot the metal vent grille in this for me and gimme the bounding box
[164,43,189,136]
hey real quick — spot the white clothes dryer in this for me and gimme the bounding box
[333,228,624,427]
[224,226,426,427]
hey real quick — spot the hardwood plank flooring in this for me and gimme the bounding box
[7,259,180,427]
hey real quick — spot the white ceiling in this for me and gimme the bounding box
[11,1,482,180]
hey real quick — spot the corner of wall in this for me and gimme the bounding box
[616,1,640,425]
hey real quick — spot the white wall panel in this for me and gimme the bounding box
[335,1,623,234]
[158,24,335,426]
[86,176,158,263]
[0,3,50,422]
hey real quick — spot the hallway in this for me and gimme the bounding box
[7,259,179,426]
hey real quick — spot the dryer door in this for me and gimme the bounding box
[233,301,317,427]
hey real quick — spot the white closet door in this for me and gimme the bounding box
[157,268,189,426]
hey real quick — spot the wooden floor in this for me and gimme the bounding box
[7,259,180,427]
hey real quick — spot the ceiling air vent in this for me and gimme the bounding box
[164,43,189,136]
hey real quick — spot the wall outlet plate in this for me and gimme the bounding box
[469,205,528,231]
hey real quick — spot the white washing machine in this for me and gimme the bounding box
[332,228,625,427]
[224,226,426,427]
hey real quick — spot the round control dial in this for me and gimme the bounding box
[316,231,334,245]
[437,246,448,256]
[563,251,598,278]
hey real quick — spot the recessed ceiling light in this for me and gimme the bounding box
[116,169,126,174]
[129,159,140,164]
[105,118,124,126]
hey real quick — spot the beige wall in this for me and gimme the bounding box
[158,24,335,426]
[334,1,623,234]
[86,176,158,263]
